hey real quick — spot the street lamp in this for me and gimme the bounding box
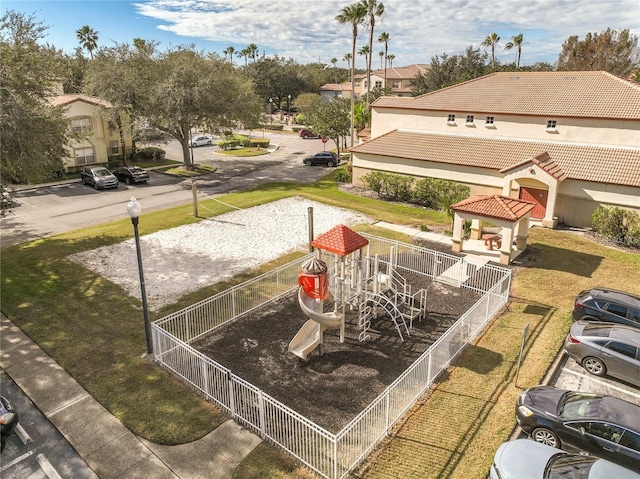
[287,95,291,125]
[269,98,273,124]
[127,196,153,355]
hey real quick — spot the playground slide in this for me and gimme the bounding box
[288,287,343,360]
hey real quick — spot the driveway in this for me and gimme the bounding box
[0,131,343,247]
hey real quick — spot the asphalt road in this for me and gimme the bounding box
[0,131,340,247]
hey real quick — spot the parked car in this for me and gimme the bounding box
[564,320,640,386]
[80,166,118,190]
[573,288,640,329]
[190,135,212,147]
[302,151,338,167]
[490,439,640,479]
[112,166,150,184]
[0,395,19,452]
[516,385,640,472]
[299,129,318,139]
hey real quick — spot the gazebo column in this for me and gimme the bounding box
[452,213,464,253]
[498,226,514,265]
[470,218,482,240]
[515,216,530,250]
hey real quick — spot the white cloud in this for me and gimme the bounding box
[134,0,640,67]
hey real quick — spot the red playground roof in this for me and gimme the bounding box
[311,225,369,256]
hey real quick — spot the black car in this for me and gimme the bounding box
[573,288,640,329]
[516,386,640,472]
[113,166,150,184]
[302,152,338,167]
[80,166,118,190]
[0,395,19,452]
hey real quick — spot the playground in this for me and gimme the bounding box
[192,226,483,432]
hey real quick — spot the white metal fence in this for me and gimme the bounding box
[153,234,511,478]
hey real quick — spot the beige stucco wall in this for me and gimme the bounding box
[371,109,640,147]
[62,101,132,169]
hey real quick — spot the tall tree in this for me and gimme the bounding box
[248,43,258,62]
[343,52,352,76]
[331,57,338,83]
[1,10,70,183]
[358,44,370,71]
[504,33,524,68]
[378,50,384,69]
[411,46,488,96]
[556,28,639,76]
[387,53,395,67]
[361,0,384,105]
[306,97,350,154]
[237,47,250,66]
[223,46,235,65]
[76,24,99,59]
[336,2,366,150]
[481,32,500,68]
[378,31,389,86]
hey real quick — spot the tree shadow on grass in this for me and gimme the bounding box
[514,244,604,277]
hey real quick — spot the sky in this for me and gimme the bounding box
[3,0,639,68]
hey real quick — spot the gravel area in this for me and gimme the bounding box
[70,197,372,311]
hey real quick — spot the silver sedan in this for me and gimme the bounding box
[564,320,640,387]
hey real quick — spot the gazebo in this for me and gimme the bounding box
[450,195,536,265]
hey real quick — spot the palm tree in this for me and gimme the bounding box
[343,53,353,78]
[336,2,367,150]
[331,57,338,83]
[237,48,250,66]
[481,32,500,68]
[378,31,389,86]
[361,0,385,105]
[76,25,98,59]
[248,43,258,62]
[358,45,370,68]
[504,33,525,68]
[379,51,384,69]
[223,46,235,65]
[387,53,395,68]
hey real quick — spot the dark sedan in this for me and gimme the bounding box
[113,166,150,184]
[516,386,640,472]
[302,152,338,167]
[573,287,640,329]
[564,320,640,386]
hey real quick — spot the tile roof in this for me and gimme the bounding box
[452,195,536,222]
[353,64,429,81]
[311,225,369,256]
[372,71,640,120]
[350,130,640,188]
[51,94,113,108]
[320,83,352,92]
[501,152,568,182]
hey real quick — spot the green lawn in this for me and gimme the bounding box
[2,171,638,477]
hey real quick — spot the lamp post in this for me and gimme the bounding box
[269,98,273,124]
[127,196,153,355]
[287,94,291,125]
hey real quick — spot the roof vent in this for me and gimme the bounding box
[510,76,520,80]
[565,76,576,80]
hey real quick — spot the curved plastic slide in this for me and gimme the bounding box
[288,287,343,360]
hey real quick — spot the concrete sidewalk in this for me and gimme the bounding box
[0,314,262,479]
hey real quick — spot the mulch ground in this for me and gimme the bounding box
[192,243,482,433]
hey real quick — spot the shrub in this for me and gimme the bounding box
[249,138,270,148]
[136,146,165,161]
[362,171,385,195]
[382,174,414,201]
[335,169,352,183]
[592,205,640,248]
[413,178,438,208]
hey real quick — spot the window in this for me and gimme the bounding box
[354,80,361,87]
[71,117,92,133]
[547,120,557,130]
[619,430,640,450]
[466,115,474,124]
[633,309,640,323]
[447,114,455,123]
[375,81,382,88]
[392,81,400,88]
[109,140,119,154]
[604,341,637,359]
[485,116,495,125]
[75,147,95,165]
[606,302,628,318]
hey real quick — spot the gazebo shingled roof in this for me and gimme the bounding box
[311,225,369,256]
[451,195,536,222]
